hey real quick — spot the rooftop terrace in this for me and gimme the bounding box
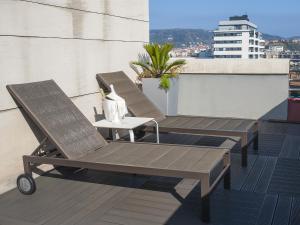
[0,121,300,225]
[0,1,299,225]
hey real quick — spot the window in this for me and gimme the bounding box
[214,40,242,44]
[214,32,242,37]
[214,47,242,51]
[215,55,242,58]
[218,25,244,31]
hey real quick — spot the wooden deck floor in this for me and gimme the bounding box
[0,121,300,225]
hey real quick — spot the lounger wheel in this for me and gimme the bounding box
[17,174,36,195]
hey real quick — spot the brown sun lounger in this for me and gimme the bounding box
[96,71,259,167]
[7,80,230,222]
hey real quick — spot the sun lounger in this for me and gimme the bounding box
[96,71,258,167]
[7,80,230,222]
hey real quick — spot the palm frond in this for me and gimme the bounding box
[164,59,186,74]
[144,44,158,72]
[130,43,186,90]
[159,43,172,71]
[131,61,154,74]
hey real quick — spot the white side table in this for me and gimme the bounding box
[93,117,159,143]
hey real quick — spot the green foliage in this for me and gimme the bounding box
[130,43,186,91]
[159,74,171,90]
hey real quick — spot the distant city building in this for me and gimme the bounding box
[265,45,284,58]
[170,44,211,58]
[292,39,300,43]
[213,15,265,59]
[269,45,284,52]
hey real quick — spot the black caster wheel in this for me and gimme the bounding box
[17,174,36,195]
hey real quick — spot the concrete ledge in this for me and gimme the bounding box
[180,58,290,74]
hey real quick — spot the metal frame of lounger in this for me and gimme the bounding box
[96,71,259,167]
[7,80,231,223]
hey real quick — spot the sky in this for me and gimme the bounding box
[150,0,300,38]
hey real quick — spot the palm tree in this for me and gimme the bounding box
[130,43,186,91]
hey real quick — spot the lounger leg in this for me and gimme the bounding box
[23,156,32,176]
[253,134,259,151]
[201,176,210,222]
[201,195,210,223]
[224,167,231,190]
[242,146,248,167]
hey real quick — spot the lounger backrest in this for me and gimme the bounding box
[96,71,166,121]
[7,80,107,159]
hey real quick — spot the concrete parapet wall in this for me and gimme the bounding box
[177,59,289,119]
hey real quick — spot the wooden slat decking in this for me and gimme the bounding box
[78,142,228,177]
[159,117,252,132]
[0,121,300,225]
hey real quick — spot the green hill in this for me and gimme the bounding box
[150,29,213,47]
[150,28,297,48]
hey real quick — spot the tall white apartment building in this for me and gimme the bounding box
[213,15,265,59]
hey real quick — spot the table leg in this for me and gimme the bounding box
[111,129,120,141]
[129,129,135,142]
[152,120,160,144]
[224,167,231,189]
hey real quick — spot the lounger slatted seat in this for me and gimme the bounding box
[7,80,230,223]
[96,71,259,167]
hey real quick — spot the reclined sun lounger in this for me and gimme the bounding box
[7,80,230,222]
[96,71,259,167]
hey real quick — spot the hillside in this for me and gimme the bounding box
[150,28,297,47]
[150,29,213,47]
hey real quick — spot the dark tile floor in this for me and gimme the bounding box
[0,121,300,225]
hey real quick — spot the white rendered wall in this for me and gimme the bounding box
[177,59,289,120]
[241,32,249,58]
[0,0,149,194]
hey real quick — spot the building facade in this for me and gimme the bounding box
[213,15,265,59]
